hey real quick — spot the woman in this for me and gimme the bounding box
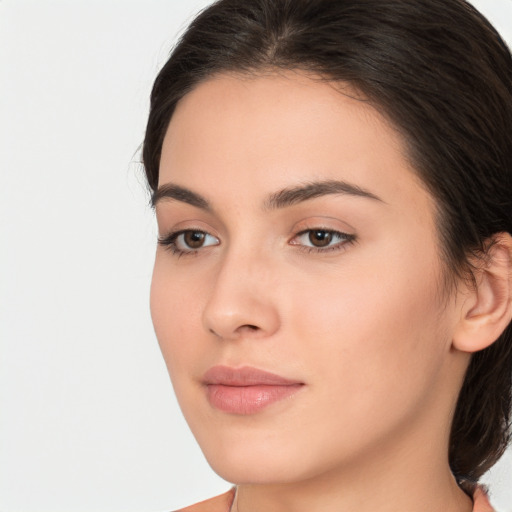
[143,0,512,510]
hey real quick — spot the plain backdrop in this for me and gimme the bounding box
[1,1,512,511]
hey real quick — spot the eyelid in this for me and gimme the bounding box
[158,228,220,256]
[289,227,356,254]
[157,221,355,257]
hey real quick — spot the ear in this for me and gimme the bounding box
[452,233,512,353]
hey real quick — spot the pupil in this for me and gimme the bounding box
[185,231,205,248]
[309,230,332,247]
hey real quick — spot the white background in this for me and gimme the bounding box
[1,1,511,511]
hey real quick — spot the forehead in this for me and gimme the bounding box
[159,71,430,213]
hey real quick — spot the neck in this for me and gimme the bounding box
[233,463,472,512]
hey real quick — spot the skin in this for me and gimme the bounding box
[150,71,480,512]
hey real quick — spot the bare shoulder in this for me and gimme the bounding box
[174,488,236,512]
[473,486,495,512]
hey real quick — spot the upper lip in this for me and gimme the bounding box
[203,365,303,386]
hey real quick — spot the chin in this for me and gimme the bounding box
[205,449,307,485]
[192,422,332,485]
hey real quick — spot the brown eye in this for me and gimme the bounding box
[290,228,354,252]
[158,229,219,255]
[308,230,333,247]
[184,231,206,248]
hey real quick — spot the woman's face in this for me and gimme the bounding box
[151,72,467,484]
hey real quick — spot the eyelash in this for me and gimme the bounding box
[292,228,356,254]
[157,228,356,257]
[157,230,218,258]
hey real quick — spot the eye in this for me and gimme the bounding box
[291,228,355,252]
[158,229,220,255]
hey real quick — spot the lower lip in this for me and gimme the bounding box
[206,384,303,415]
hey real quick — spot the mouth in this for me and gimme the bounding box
[202,365,305,415]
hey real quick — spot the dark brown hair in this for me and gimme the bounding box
[142,0,512,487]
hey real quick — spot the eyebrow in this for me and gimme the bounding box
[152,183,211,210]
[264,179,383,209]
[152,179,383,210]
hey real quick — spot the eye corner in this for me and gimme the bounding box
[157,228,220,257]
[289,227,356,254]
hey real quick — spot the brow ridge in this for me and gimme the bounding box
[264,179,383,210]
[152,183,210,210]
[152,179,382,211]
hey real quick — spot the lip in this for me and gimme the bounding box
[203,365,304,415]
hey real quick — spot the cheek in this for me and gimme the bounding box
[287,245,448,415]
[150,258,206,375]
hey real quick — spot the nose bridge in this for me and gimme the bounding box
[202,240,280,339]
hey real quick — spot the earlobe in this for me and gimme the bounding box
[452,233,512,353]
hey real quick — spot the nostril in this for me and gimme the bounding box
[208,324,260,339]
[236,324,261,335]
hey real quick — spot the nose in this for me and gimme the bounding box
[202,250,281,341]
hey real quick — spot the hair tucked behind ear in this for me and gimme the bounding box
[143,0,512,483]
[450,324,512,487]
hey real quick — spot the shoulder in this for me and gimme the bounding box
[472,485,495,512]
[173,485,493,512]
[174,488,236,512]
